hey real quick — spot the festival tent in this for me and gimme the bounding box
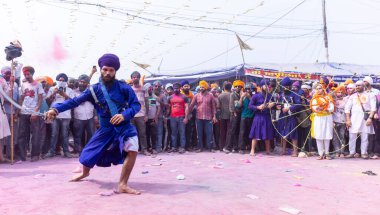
[145,62,380,85]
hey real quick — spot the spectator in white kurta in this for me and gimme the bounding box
[345,80,377,159]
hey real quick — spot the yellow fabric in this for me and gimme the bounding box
[233,80,245,88]
[199,80,209,89]
[344,79,354,85]
[210,83,219,89]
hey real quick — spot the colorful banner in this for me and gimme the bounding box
[244,68,320,80]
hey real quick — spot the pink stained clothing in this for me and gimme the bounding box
[189,92,216,120]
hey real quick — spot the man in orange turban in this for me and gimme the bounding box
[199,80,209,90]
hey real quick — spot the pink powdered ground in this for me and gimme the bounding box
[1,152,380,215]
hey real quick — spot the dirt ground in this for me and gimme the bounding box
[1,151,379,215]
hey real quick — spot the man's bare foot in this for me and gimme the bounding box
[249,152,255,156]
[72,166,82,173]
[117,184,141,195]
[70,172,90,182]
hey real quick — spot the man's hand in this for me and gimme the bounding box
[183,117,188,124]
[46,109,58,120]
[282,107,289,113]
[346,119,352,128]
[267,102,275,109]
[91,66,97,75]
[257,104,265,110]
[110,114,125,125]
[366,118,373,126]
[212,116,218,124]
[374,113,379,119]
[144,116,148,122]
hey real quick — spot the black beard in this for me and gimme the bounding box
[79,86,86,92]
[101,75,115,88]
[183,89,189,93]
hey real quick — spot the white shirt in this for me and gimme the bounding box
[47,86,75,119]
[20,80,43,115]
[345,92,376,134]
[73,89,95,120]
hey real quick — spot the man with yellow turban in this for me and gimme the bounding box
[223,80,244,153]
[332,85,347,158]
[188,80,217,152]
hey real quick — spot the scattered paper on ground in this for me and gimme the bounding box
[279,205,301,214]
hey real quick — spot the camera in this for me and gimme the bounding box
[58,87,64,92]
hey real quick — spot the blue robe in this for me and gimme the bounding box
[277,91,301,140]
[248,92,275,140]
[53,80,141,168]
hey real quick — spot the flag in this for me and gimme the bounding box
[132,61,150,69]
[236,33,252,50]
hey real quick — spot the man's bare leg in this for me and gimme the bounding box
[281,138,286,155]
[291,139,298,157]
[265,140,271,154]
[118,151,140,195]
[250,139,257,156]
[70,165,90,182]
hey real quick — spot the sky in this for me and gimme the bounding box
[0,0,380,82]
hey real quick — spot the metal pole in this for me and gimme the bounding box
[322,0,329,63]
[10,59,15,164]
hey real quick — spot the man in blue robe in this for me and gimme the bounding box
[46,53,142,195]
[277,77,302,157]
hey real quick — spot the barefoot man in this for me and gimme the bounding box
[46,53,141,194]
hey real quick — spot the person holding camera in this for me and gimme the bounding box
[44,73,75,158]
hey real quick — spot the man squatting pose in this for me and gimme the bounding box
[46,53,141,195]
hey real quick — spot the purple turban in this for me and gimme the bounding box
[292,81,300,88]
[259,79,269,87]
[98,53,120,71]
[181,80,189,86]
[280,77,292,87]
[320,76,329,86]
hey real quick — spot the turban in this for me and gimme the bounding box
[301,84,312,90]
[98,53,120,71]
[347,83,355,89]
[320,76,329,86]
[356,80,364,86]
[334,85,346,94]
[78,74,90,83]
[363,76,373,85]
[292,81,300,88]
[1,66,11,75]
[56,73,68,82]
[233,80,244,88]
[22,66,35,75]
[165,83,173,90]
[181,80,189,86]
[259,79,269,87]
[199,80,209,89]
[280,77,292,87]
[344,79,353,85]
[153,80,162,86]
[143,83,152,91]
[211,83,219,89]
[173,82,181,89]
